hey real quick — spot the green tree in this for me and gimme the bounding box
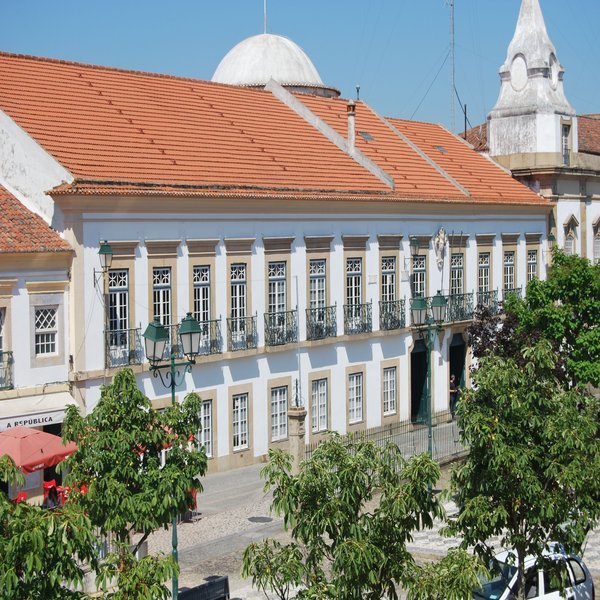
[242,435,482,600]
[0,456,99,599]
[468,249,600,388]
[446,341,600,600]
[62,368,208,599]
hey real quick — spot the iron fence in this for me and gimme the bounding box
[227,316,257,352]
[306,306,337,341]
[379,299,406,331]
[343,302,372,335]
[105,328,143,368]
[264,310,298,346]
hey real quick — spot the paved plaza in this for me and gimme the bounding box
[144,444,600,599]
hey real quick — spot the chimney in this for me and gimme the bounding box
[347,100,356,155]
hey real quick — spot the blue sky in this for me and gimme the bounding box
[3,1,599,131]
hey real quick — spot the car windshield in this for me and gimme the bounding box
[473,560,517,599]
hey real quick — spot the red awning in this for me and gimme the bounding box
[0,426,76,474]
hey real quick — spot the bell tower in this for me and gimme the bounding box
[488,0,577,161]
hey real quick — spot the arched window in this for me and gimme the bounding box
[563,215,578,257]
[564,233,575,256]
[594,232,600,265]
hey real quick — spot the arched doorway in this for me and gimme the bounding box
[411,340,427,423]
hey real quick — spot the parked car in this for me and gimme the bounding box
[473,546,595,599]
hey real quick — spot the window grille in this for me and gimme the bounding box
[35,308,57,355]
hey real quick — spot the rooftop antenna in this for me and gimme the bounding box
[264,0,267,34]
[446,0,456,132]
[356,85,360,101]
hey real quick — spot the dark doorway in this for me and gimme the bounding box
[449,334,467,387]
[411,340,427,423]
[43,422,63,486]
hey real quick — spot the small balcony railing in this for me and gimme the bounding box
[197,319,222,356]
[306,306,337,341]
[503,287,523,301]
[379,299,406,331]
[477,289,500,315]
[447,293,474,322]
[264,310,298,347]
[105,328,143,368]
[227,316,257,352]
[344,302,372,335]
[0,351,13,390]
[166,323,183,358]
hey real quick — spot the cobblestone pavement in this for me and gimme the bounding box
[147,459,600,599]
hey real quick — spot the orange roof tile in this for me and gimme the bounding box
[0,186,72,253]
[0,52,546,206]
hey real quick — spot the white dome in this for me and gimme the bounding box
[212,33,337,96]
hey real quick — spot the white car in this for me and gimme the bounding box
[473,547,595,599]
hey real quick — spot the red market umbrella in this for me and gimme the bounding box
[0,426,76,475]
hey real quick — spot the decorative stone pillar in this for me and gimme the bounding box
[288,405,307,475]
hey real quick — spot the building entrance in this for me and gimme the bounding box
[411,340,427,423]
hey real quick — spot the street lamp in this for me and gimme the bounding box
[410,290,447,471]
[94,241,114,364]
[142,312,202,600]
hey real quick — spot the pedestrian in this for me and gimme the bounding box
[43,486,60,510]
[449,374,460,420]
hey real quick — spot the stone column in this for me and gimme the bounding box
[287,405,307,475]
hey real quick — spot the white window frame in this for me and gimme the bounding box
[198,399,213,458]
[527,250,538,282]
[348,372,363,424]
[232,393,249,451]
[381,256,396,303]
[108,269,129,333]
[153,267,171,326]
[503,251,515,291]
[230,263,247,321]
[34,307,58,356]
[478,252,490,294]
[346,258,362,306]
[309,259,326,310]
[271,385,288,442]
[193,266,211,324]
[450,253,464,296]
[0,307,4,353]
[382,366,397,416]
[311,378,328,433]
[564,234,575,256]
[412,255,426,297]
[594,233,600,265]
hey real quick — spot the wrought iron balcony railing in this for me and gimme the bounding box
[197,319,223,356]
[105,328,143,368]
[306,306,337,341]
[0,351,13,390]
[379,299,406,331]
[264,310,298,347]
[503,287,523,301]
[446,292,474,322]
[227,316,257,352]
[476,289,500,315]
[344,302,372,335]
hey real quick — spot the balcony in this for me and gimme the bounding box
[306,306,337,341]
[197,320,223,356]
[264,310,298,347]
[446,293,474,322]
[503,287,523,301]
[344,302,372,335]
[0,351,13,390]
[227,316,257,352]
[105,328,143,368]
[379,299,406,331]
[477,290,500,315]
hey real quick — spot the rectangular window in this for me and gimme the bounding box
[527,250,538,282]
[309,259,326,310]
[562,124,570,166]
[412,256,426,297]
[0,307,4,352]
[383,367,397,415]
[594,233,600,265]
[230,263,247,320]
[198,400,212,458]
[193,266,211,323]
[34,307,57,355]
[346,258,362,306]
[268,261,286,314]
[478,252,490,294]
[450,253,464,296]
[153,267,171,326]
[232,393,248,451]
[271,386,288,441]
[381,256,396,303]
[348,372,363,424]
[108,269,129,333]
[503,251,515,290]
[311,378,328,433]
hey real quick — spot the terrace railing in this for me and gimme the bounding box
[306,306,337,341]
[344,302,372,335]
[227,315,257,352]
[379,299,406,331]
[264,310,298,347]
[446,292,474,322]
[105,328,143,368]
[476,289,500,315]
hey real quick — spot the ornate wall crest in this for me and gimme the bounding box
[433,227,447,269]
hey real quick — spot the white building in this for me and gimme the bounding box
[0,10,552,473]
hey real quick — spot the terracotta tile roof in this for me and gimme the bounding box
[0,186,72,253]
[464,123,489,152]
[578,115,600,156]
[0,52,545,206]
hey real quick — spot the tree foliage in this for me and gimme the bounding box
[446,340,600,600]
[242,435,483,599]
[0,456,99,599]
[469,249,600,388]
[62,368,208,597]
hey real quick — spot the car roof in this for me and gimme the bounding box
[495,546,569,570]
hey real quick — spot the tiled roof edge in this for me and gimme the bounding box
[265,79,395,190]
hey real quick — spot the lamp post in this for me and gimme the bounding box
[94,241,114,361]
[142,312,202,600]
